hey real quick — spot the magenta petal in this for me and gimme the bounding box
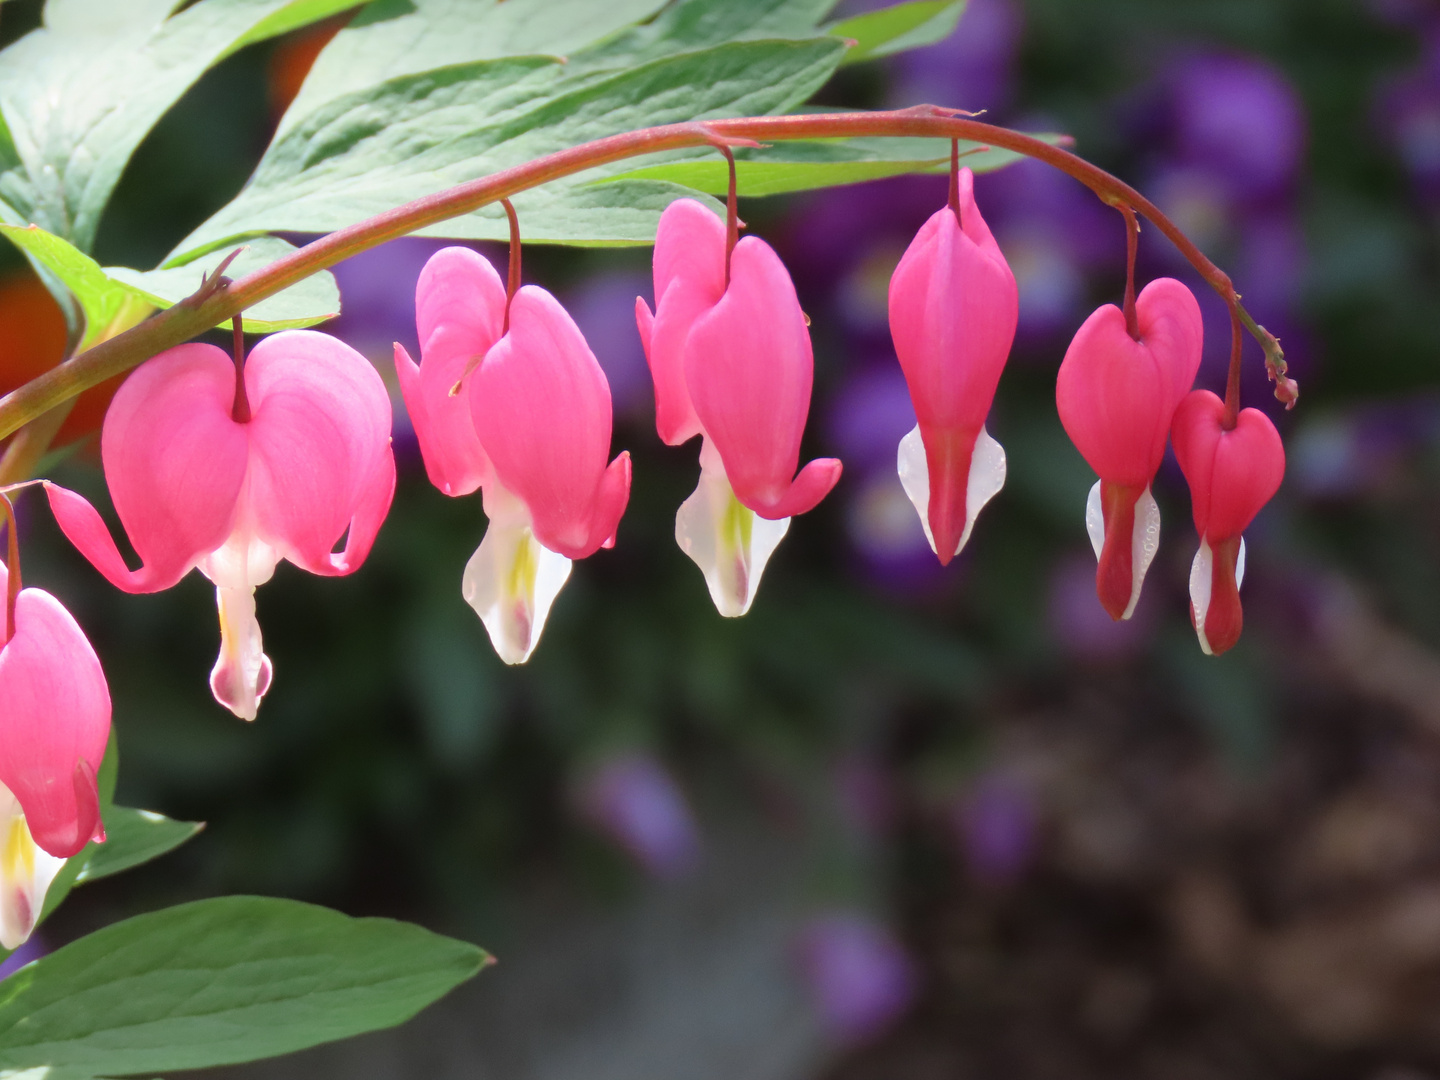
[244,331,395,576]
[401,247,507,496]
[53,344,249,592]
[470,286,629,560]
[685,236,829,518]
[0,582,110,858]
[759,456,843,520]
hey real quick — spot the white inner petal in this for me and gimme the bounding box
[897,424,934,554]
[1188,537,1215,657]
[1085,480,1104,560]
[896,424,1006,560]
[0,782,64,951]
[197,502,280,722]
[675,439,789,618]
[463,485,572,664]
[1236,536,1247,590]
[1123,485,1162,621]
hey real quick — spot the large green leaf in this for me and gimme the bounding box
[172,36,847,257]
[0,0,377,251]
[74,809,203,885]
[826,0,965,64]
[0,897,489,1075]
[602,134,1056,197]
[0,225,339,338]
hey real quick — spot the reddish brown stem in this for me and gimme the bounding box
[720,144,738,284]
[1119,204,1140,341]
[231,311,251,423]
[501,197,521,334]
[0,493,18,642]
[0,106,1289,441]
[1223,306,1243,430]
[948,137,961,223]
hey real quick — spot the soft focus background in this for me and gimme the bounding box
[5,0,1440,1076]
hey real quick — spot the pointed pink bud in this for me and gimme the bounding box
[395,247,505,496]
[683,235,841,520]
[1170,390,1285,655]
[888,168,1018,564]
[0,565,110,859]
[47,331,394,718]
[468,285,631,560]
[637,198,725,447]
[1056,278,1202,619]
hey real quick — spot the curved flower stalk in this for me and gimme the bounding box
[46,332,395,720]
[1056,277,1202,619]
[0,539,111,947]
[396,247,630,664]
[1170,390,1285,655]
[888,166,1018,564]
[636,198,841,616]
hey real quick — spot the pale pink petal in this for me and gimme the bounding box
[243,331,395,576]
[0,582,110,858]
[49,344,249,592]
[401,247,506,496]
[469,286,629,560]
[684,236,835,519]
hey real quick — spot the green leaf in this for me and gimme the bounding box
[173,35,847,257]
[0,0,380,251]
[0,897,489,1075]
[826,0,965,64]
[0,225,338,337]
[602,134,1055,197]
[74,808,203,885]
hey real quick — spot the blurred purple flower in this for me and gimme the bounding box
[1378,31,1440,203]
[0,933,44,979]
[1368,0,1440,27]
[951,770,1038,886]
[563,271,654,420]
[1047,552,1156,662]
[328,236,458,361]
[888,0,1023,114]
[575,751,701,880]
[796,912,917,1045]
[826,363,916,469]
[1291,399,1440,498]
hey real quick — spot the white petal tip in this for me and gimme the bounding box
[676,451,789,617]
[463,517,572,664]
[897,424,1006,560]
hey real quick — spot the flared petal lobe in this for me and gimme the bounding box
[888,169,1018,562]
[397,247,506,496]
[244,331,395,577]
[0,568,110,859]
[684,236,841,519]
[47,344,249,593]
[1170,390,1285,655]
[469,286,631,560]
[639,198,727,446]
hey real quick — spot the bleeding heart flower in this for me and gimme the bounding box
[636,198,841,616]
[0,557,110,947]
[46,332,395,720]
[888,166,1018,564]
[1170,389,1285,655]
[397,248,630,664]
[1056,277,1202,619]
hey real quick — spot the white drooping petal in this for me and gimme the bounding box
[676,438,790,618]
[1189,537,1215,657]
[0,783,65,951]
[1084,480,1161,620]
[197,501,280,722]
[462,483,572,664]
[897,423,1006,560]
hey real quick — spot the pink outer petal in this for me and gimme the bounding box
[888,186,1018,436]
[1055,278,1203,486]
[399,247,506,496]
[470,286,631,559]
[243,331,395,577]
[685,235,834,519]
[0,579,110,858]
[643,198,727,445]
[49,344,249,593]
[1170,390,1286,540]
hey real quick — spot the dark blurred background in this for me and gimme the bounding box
[5,0,1440,1076]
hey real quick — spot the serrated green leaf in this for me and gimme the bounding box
[0,0,380,251]
[827,0,965,64]
[0,225,338,335]
[74,809,203,885]
[173,35,846,257]
[0,897,489,1074]
[601,134,1051,197]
